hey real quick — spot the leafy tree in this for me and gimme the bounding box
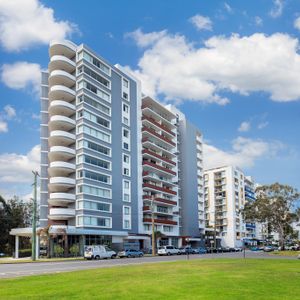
[243,183,300,249]
[0,195,32,254]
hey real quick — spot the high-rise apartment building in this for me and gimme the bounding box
[204,166,246,248]
[40,40,142,251]
[244,176,256,240]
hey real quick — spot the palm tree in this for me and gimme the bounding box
[154,231,165,248]
[37,225,51,258]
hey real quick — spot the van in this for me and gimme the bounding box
[157,245,179,256]
[84,245,117,260]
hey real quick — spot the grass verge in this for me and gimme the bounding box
[0,258,299,299]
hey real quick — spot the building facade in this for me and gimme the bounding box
[40,40,142,252]
[204,166,246,248]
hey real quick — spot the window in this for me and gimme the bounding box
[79,170,110,184]
[78,201,111,212]
[78,125,110,143]
[124,206,130,215]
[79,110,110,129]
[123,117,129,125]
[124,220,130,229]
[124,180,130,189]
[78,140,111,156]
[123,142,129,150]
[123,104,129,113]
[78,185,111,199]
[78,66,110,88]
[78,216,111,227]
[78,154,110,170]
[123,92,128,100]
[123,155,130,164]
[123,168,130,176]
[123,129,129,138]
[78,80,110,103]
[81,51,110,75]
[123,193,130,202]
[77,95,110,116]
[123,79,129,88]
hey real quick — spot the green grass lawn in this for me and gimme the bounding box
[270,250,300,256]
[0,259,299,299]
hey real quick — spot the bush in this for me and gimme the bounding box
[53,245,64,257]
[19,249,32,258]
[70,244,80,257]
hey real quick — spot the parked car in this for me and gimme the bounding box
[197,247,207,254]
[251,247,263,251]
[84,245,117,260]
[0,252,5,257]
[118,249,144,258]
[157,245,179,256]
[178,248,186,255]
[263,246,274,252]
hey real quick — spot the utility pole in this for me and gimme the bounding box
[151,195,156,256]
[214,207,217,252]
[32,171,39,261]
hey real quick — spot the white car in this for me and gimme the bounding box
[84,245,116,260]
[157,245,179,256]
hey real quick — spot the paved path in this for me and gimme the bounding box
[0,251,297,279]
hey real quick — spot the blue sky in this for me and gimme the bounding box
[0,0,299,200]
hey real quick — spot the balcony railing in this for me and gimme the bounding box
[142,161,176,176]
[142,126,176,147]
[143,183,177,195]
[142,115,175,136]
[143,195,177,206]
[143,218,177,225]
[142,148,176,166]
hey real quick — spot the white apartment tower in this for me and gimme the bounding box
[204,166,246,248]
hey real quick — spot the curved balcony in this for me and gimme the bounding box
[48,208,75,220]
[48,161,75,177]
[48,146,75,162]
[49,100,75,117]
[48,177,75,192]
[49,40,76,59]
[48,192,75,206]
[49,115,75,131]
[49,70,76,88]
[49,130,75,147]
[48,55,76,73]
[48,85,75,102]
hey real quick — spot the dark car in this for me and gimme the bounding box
[118,249,144,258]
[197,247,207,254]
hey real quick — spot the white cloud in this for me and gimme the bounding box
[125,28,167,48]
[255,16,263,26]
[294,17,300,31]
[1,62,41,93]
[3,105,16,119]
[258,121,269,129]
[0,0,77,52]
[204,137,284,170]
[238,121,251,132]
[224,2,233,14]
[126,30,300,104]
[269,0,284,18]
[0,120,8,133]
[0,145,40,183]
[189,15,213,31]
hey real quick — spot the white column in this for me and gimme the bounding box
[15,235,19,259]
[35,235,39,260]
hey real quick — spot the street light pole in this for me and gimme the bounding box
[151,195,156,256]
[32,171,39,261]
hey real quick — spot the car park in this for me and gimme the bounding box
[84,245,117,260]
[197,247,207,254]
[263,246,274,252]
[118,249,144,258]
[157,245,179,256]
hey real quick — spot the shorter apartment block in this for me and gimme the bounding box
[204,166,246,248]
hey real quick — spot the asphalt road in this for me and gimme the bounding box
[0,251,297,279]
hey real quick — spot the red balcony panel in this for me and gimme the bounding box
[142,115,175,136]
[143,195,177,206]
[143,205,151,211]
[143,183,177,195]
[142,161,176,176]
[142,126,176,147]
[142,149,176,166]
[143,218,178,225]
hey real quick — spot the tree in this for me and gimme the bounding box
[243,183,300,249]
[154,231,165,247]
[0,195,32,254]
[37,225,51,258]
